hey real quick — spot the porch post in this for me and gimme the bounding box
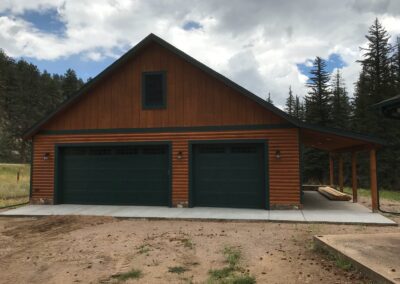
[329,153,334,187]
[351,152,357,203]
[338,154,344,192]
[370,148,378,212]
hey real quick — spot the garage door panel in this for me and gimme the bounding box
[58,145,169,205]
[193,143,266,209]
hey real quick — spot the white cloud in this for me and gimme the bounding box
[1,0,400,107]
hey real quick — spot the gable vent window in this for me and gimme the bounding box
[142,71,166,109]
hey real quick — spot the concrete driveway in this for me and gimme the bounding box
[0,192,396,225]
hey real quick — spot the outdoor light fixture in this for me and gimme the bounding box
[275,150,281,160]
[177,151,183,160]
[43,152,50,160]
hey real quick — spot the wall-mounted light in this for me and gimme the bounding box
[275,150,281,160]
[177,151,183,160]
[43,152,50,160]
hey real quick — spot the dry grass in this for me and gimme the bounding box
[0,163,30,207]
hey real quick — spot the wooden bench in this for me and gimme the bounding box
[318,186,352,201]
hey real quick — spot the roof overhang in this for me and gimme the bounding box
[299,122,385,152]
[372,95,400,120]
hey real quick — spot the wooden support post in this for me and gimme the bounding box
[370,149,378,212]
[329,154,334,187]
[338,154,344,192]
[351,152,357,203]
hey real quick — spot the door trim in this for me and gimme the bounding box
[54,141,172,206]
[188,139,269,209]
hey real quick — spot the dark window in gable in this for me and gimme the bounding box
[142,71,166,109]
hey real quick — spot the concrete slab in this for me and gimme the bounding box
[314,233,400,284]
[0,191,395,225]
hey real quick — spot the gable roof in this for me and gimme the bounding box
[22,33,385,146]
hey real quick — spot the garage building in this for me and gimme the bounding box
[23,34,384,209]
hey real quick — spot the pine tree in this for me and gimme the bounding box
[305,57,332,126]
[352,18,400,189]
[266,92,273,104]
[392,36,400,92]
[331,69,351,128]
[358,18,394,103]
[61,69,84,99]
[285,86,295,115]
[293,95,304,121]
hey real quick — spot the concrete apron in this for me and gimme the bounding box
[0,204,396,225]
[314,233,400,284]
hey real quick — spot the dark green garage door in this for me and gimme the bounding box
[58,144,169,205]
[192,143,266,209]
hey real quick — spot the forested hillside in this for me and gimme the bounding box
[0,52,83,162]
[285,19,400,190]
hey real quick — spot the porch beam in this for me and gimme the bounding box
[332,144,374,154]
[351,152,357,203]
[329,153,334,187]
[338,154,344,192]
[370,148,378,212]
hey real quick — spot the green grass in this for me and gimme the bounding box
[111,269,143,282]
[136,244,151,254]
[343,187,400,201]
[223,246,242,269]
[181,238,195,249]
[314,245,354,273]
[168,266,189,274]
[207,245,255,284]
[334,256,353,271]
[0,164,30,208]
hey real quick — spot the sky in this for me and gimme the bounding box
[1,0,400,108]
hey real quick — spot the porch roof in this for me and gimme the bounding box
[298,122,385,152]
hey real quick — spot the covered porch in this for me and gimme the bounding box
[299,124,386,212]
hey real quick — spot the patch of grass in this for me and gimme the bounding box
[0,197,29,208]
[209,266,235,279]
[207,246,255,284]
[111,268,143,282]
[181,238,194,249]
[168,266,189,274]
[136,244,151,254]
[0,164,30,208]
[343,187,400,202]
[223,246,242,268]
[334,256,353,271]
[314,244,354,273]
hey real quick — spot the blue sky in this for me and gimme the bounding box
[21,8,65,35]
[1,1,400,107]
[297,53,347,82]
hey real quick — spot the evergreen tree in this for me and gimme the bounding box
[305,57,332,126]
[331,69,351,128]
[392,37,400,92]
[266,92,273,104]
[61,69,84,99]
[293,95,304,121]
[352,18,400,189]
[285,86,295,115]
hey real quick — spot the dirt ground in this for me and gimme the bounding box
[0,216,399,284]
[357,194,400,214]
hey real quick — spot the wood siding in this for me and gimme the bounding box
[32,128,300,207]
[42,42,285,131]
